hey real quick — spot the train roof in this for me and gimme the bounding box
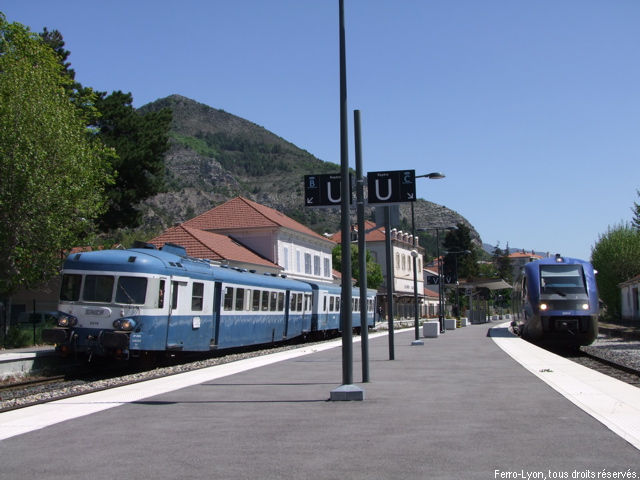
[63,247,312,291]
[528,256,591,266]
[524,256,594,275]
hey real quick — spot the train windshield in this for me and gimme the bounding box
[60,274,148,304]
[539,264,586,295]
[115,276,148,304]
[60,274,82,301]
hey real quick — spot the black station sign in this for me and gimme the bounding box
[304,174,352,207]
[366,169,416,204]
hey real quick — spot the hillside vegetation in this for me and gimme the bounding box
[137,95,479,243]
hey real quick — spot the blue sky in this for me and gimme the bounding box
[3,0,639,260]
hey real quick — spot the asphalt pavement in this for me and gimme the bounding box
[0,321,639,480]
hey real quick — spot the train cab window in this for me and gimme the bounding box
[261,291,269,311]
[277,292,285,311]
[235,288,245,311]
[335,296,341,312]
[60,274,82,301]
[190,282,204,311]
[223,287,234,311]
[329,296,335,312]
[115,276,148,305]
[540,265,586,294]
[252,290,260,311]
[83,275,114,303]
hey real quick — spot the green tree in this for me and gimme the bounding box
[0,15,114,295]
[332,244,383,290]
[94,90,172,230]
[38,29,171,231]
[493,241,513,283]
[632,189,640,230]
[442,223,479,281]
[591,223,640,318]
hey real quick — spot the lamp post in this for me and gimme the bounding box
[411,172,445,345]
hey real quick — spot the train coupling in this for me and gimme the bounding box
[555,318,578,334]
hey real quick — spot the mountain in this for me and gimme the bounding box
[137,94,481,244]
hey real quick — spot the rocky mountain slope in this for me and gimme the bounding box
[137,94,481,242]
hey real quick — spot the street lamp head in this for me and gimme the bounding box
[416,172,446,180]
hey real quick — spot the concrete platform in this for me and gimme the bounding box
[0,346,58,379]
[1,322,639,479]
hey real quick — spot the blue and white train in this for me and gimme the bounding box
[43,243,377,360]
[511,255,599,347]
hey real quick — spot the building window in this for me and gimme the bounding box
[314,255,320,276]
[304,253,312,274]
[324,258,331,278]
[296,250,301,272]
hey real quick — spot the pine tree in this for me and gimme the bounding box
[632,189,640,230]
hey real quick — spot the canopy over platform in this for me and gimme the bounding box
[458,279,512,291]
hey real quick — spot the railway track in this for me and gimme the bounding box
[0,336,334,414]
[569,350,640,387]
[542,339,640,388]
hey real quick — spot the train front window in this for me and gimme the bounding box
[115,276,148,305]
[60,274,82,301]
[540,265,586,295]
[82,275,114,302]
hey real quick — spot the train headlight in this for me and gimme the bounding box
[57,314,78,327]
[581,303,589,310]
[113,318,137,331]
[539,303,548,311]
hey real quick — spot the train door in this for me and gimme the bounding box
[165,279,188,350]
[283,290,290,339]
[212,282,222,348]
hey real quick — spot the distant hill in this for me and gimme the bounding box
[136,94,481,244]
[482,243,551,257]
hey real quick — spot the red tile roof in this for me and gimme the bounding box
[508,251,543,259]
[423,288,440,298]
[149,225,280,269]
[183,196,332,243]
[330,220,386,243]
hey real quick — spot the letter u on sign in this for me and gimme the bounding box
[327,182,341,203]
[375,178,393,201]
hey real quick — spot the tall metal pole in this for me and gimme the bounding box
[384,206,395,360]
[354,110,369,382]
[437,229,445,333]
[338,0,352,385]
[330,0,363,401]
[411,202,423,345]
